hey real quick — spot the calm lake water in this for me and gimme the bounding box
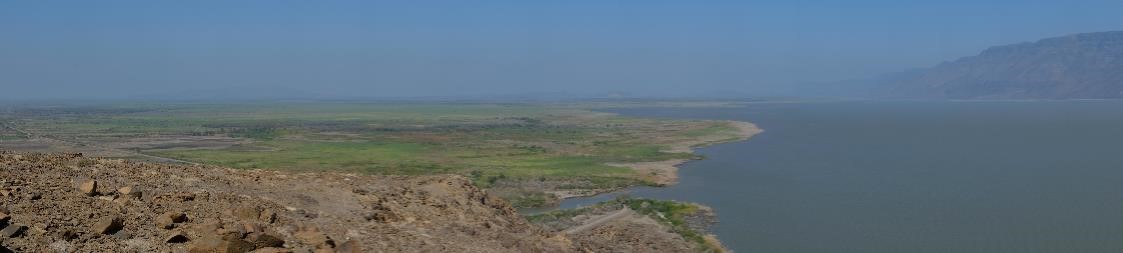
[567,100,1123,253]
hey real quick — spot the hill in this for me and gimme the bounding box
[0,151,718,252]
[877,31,1123,99]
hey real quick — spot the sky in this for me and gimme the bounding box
[2,0,1122,100]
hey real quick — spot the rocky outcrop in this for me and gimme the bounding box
[0,151,576,252]
[0,151,710,252]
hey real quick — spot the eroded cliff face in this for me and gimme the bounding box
[0,151,577,252]
[882,31,1123,99]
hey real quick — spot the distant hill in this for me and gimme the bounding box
[871,31,1123,99]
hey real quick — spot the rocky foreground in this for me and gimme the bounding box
[0,151,707,252]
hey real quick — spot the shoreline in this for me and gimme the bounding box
[545,120,763,202]
[534,120,761,253]
[611,120,763,187]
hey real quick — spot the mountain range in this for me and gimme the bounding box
[824,31,1123,99]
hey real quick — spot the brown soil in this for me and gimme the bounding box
[0,151,702,252]
[568,211,697,253]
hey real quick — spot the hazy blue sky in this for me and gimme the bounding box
[2,0,1122,100]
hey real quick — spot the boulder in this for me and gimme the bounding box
[250,248,293,253]
[157,212,188,229]
[231,206,262,221]
[92,216,123,234]
[79,180,98,196]
[0,212,9,223]
[294,226,334,248]
[0,224,24,238]
[194,222,222,234]
[166,231,191,243]
[242,222,264,234]
[118,186,142,199]
[113,197,132,206]
[244,232,284,248]
[214,221,249,238]
[172,192,196,202]
[58,228,79,240]
[188,235,256,253]
[259,209,277,224]
[110,229,131,240]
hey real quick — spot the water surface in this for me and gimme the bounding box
[571,100,1123,253]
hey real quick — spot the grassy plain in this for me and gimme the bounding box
[0,102,752,207]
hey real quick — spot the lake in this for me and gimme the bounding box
[569,100,1123,253]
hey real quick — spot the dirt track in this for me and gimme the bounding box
[562,208,632,234]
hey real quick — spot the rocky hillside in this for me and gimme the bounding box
[880,31,1123,99]
[0,151,708,252]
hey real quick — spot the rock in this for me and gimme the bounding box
[173,192,196,202]
[259,209,277,224]
[335,240,362,253]
[166,231,191,243]
[110,229,131,240]
[25,192,41,201]
[188,235,256,253]
[231,206,262,221]
[97,195,116,201]
[294,226,334,248]
[250,248,293,253]
[58,228,79,240]
[79,180,98,196]
[217,225,248,238]
[242,222,264,234]
[114,197,132,206]
[156,218,175,230]
[0,212,9,223]
[0,224,25,238]
[244,232,284,248]
[194,222,222,234]
[92,216,124,234]
[157,212,188,229]
[118,186,142,199]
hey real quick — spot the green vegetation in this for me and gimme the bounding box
[622,198,723,253]
[0,134,25,141]
[0,102,750,208]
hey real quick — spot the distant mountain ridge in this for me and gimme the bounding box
[876,31,1123,99]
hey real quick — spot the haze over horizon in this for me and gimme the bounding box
[3,0,1123,100]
